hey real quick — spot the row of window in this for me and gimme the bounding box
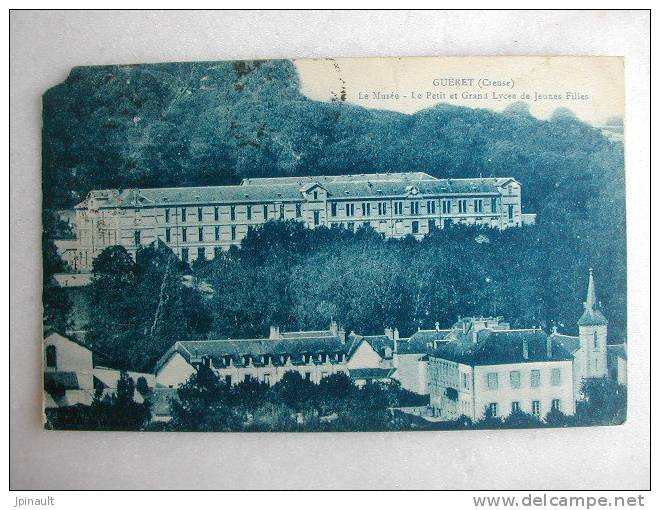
[165,204,306,224]
[485,368,562,390]
[488,399,562,418]
[330,198,502,218]
[157,198,510,225]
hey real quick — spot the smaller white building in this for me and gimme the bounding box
[43,332,95,407]
[154,324,349,388]
[428,323,575,422]
[44,331,155,408]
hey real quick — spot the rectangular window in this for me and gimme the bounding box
[412,220,419,234]
[279,204,285,219]
[551,368,561,386]
[231,226,237,241]
[165,208,170,223]
[552,399,561,411]
[378,202,388,216]
[461,373,469,390]
[197,207,203,221]
[394,201,403,215]
[442,200,451,214]
[510,370,521,389]
[181,208,187,223]
[134,230,141,246]
[508,204,514,220]
[181,248,189,262]
[45,345,57,368]
[488,402,498,417]
[230,206,236,221]
[313,191,318,200]
[214,226,220,241]
[214,207,219,221]
[532,400,541,416]
[491,197,497,212]
[182,227,187,242]
[331,202,337,217]
[474,199,483,213]
[531,369,541,388]
[225,375,232,386]
[345,203,355,217]
[511,401,521,413]
[304,372,311,381]
[487,372,498,390]
[197,247,205,260]
[427,200,436,214]
[244,374,251,383]
[313,210,320,226]
[214,247,221,259]
[198,227,204,242]
[263,204,268,220]
[593,332,599,349]
[295,203,302,218]
[410,201,419,215]
[458,200,467,213]
[165,228,171,243]
[362,202,371,216]
[247,205,252,220]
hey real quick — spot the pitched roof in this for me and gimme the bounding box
[408,329,453,345]
[155,336,346,373]
[578,269,608,326]
[348,368,396,380]
[346,334,394,359]
[241,172,436,186]
[431,329,574,366]
[76,173,517,209]
[279,330,335,339]
[550,333,580,354]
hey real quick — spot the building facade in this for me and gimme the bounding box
[154,323,351,388]
[427,321,575,421]
[63,172,534,271]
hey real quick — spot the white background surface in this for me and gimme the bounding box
[9,10,650,490]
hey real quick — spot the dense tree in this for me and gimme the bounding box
[43,59,625,340]
[575,377,627,426]
[42,210,73,333]
[87,243,211,371]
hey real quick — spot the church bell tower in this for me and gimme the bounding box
[577,269,609,380]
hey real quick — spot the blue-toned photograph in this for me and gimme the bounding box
[41,56,627,432]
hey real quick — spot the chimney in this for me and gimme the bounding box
[269,325,281,339]
[329,319,338,336]
[393,328,400,341]
[384,327,394,340]
[546,335,553,359]
[435,321,440,332]
[522,337,529,360]
[552,325,558,334]
[462,321,468,334]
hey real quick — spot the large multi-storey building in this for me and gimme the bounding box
[61,172,535,271]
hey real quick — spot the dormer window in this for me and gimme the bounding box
[313,191,318,200]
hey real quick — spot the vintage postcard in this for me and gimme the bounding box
[41,56,626,432]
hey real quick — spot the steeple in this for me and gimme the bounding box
[578,269,608,326]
